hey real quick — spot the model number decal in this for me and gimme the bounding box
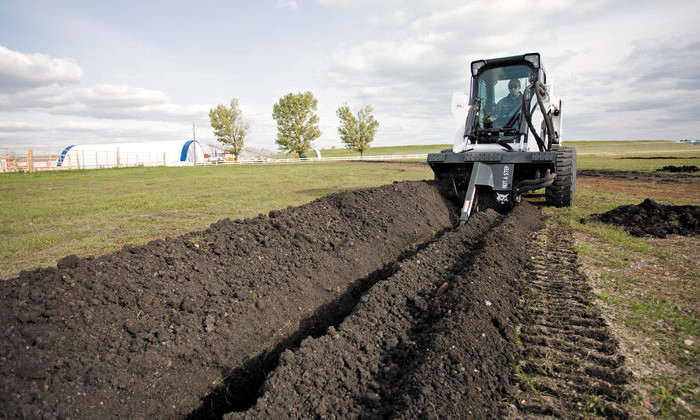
[502,165,510,189]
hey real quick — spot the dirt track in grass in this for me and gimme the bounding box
[1,179,631,419]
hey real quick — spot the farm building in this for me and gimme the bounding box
[56,140,205,169]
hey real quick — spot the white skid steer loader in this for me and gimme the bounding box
[428,53,576,226]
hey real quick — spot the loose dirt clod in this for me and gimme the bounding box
[591,198,700,238]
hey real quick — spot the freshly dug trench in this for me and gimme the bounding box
[226,203,544,419]
[0,181,457,419]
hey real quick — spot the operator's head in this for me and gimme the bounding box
[508,78,521,95]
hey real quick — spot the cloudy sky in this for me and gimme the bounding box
[0,0,698,152]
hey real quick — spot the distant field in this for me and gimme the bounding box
[577,151,700,172]
[272,140,699,159]
[570,140,698,155]
[273,144,451,158]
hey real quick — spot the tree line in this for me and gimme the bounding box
[208,91,379,159]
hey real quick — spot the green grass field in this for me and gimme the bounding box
[0,162,431,278]
[273,144,451,159]
[274,140,698,159]
[577,152,700,172]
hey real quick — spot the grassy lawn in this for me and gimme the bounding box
[0,162,432,279]
[273,144,452,159]
[571,140,698,155]
[577,150,700,172]
[275,140,699,159]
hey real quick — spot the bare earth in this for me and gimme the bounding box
[0,169,697,419]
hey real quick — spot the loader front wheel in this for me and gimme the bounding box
[546,146,577,207]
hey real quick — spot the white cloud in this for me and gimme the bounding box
[0,121,42,132]
[0,45,83,91]
[320,0,700,143]
[275,0,300,10]
[1,1,699,151]
[0,44,213,149]
[0,82,208,122]
[626,37,700,88]
[0,113,207,150]
[74,84,168,108]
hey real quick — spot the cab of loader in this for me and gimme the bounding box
[429,52,575,226]
[452,52,561,153]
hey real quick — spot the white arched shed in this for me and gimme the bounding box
[56,140,205,169]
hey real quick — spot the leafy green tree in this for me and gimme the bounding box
[336,104,379,158]
[209,98,249,159]
[272,91,321,157]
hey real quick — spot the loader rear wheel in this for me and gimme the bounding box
[546,146,577,207]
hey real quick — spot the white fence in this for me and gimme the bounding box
[2,143,697,173]
[0,148,430,173]
[0,149,186,173]
[203,154,429,166]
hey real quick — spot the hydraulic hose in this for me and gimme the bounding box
[521,81,556,152]
[515,172,555,194]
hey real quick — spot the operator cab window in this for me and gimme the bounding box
[474,64,533,131]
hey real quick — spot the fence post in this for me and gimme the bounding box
[116,147,121,168]
[27,148,34,173]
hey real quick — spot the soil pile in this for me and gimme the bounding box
[593,198,700,238]
[657,165,699,173]
[226,203,544,419]
[0,181,457,419]
[0,177,632,419]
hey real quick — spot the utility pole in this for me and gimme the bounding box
[192,123,197,165]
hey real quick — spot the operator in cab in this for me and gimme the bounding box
[495,78,522,126]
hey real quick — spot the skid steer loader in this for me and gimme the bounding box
[428,53,576,226]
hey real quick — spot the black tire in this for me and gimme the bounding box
[546,145,577,207]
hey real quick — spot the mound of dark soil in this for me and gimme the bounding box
[226,203,544,419]
[657,165,699,173]
[1,176,632,419]
[593,198,700,238]
[0,181,458,419]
